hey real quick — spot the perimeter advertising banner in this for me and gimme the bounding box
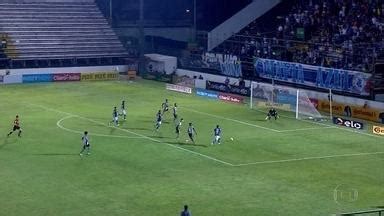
[318,100,383,123]
[372,125,384,136]
[332,117,364,130]
[196,88,244,104]
[22,74,53,83]
[53,73,81,82]
[196,88,219,99]
[166,83,192,94]
[81,72,118,81]
[254,58,372,95]
[0,75,3,83]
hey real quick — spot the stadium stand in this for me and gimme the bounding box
[0,0,128,68]
[205,0,384,74]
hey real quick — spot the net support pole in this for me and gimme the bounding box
[295,89,299,119]
[329,88,333,120]
[250,81,253,109]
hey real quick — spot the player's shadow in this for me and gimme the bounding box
[148,135,172,139]
[109,127,116,134]
[166,141,207,148]
[0,138,17,149]
[32,153,78,156]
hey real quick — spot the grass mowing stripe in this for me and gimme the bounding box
[29,103,234,166]
[278,126,334,133]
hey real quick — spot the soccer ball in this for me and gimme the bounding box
[230,137,234,141]
[186,139,189,142]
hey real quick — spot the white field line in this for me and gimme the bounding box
[29,103,234,166]
[252,108,383,139]
[278,126,335,133]
[57,115,146,139]
[234,151,384,166]
[181,107,280,132]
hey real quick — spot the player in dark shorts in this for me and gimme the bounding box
[162,99,169,114]
[120,100,127,120]
[109,106,119,126]
[187,122,197,144]
[265,108,278,120]
[173,103,178,122]
[155,110,162,131]
[175,118,184,138]
[80,131,90,156]
[7,115,22,137]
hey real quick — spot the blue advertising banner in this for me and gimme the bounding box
[254,58,372,95]
[23,74,54,83]
[0,75,3,83]
[196,88,219,99]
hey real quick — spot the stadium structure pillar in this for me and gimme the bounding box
[193,0,197,42]
[109,0,113,26]
[329,89,333,120]
[295,89,299,119]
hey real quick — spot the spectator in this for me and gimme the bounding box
[224,77,231,92]
[180,205,191,216]
[238,77,245,88]
[1,35,6,49]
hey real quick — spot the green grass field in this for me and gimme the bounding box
[0,79,383,216]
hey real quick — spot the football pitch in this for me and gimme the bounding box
[0,79,383,216]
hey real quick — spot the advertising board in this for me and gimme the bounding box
[166,84,192,94]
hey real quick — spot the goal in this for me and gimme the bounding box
[250,81,328,120]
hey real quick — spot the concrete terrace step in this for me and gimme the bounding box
[4,30,115,35]
[0,11,101,15]
[14,41,123,46]
[0,7,98,12]
[13,52,129,58]
[0,22,108,27]
[8,37,119,42]
[0,3,95,8]
[8,48,128,55]
[8,44,125,50]
[1,26,112,30]
[8,34,118,39]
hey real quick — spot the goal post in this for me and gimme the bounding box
[250,81,328,120]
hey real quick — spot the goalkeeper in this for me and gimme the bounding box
[265,108,278,120]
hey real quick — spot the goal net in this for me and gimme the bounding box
[250,81,324,120]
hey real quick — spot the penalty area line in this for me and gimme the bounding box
[233,151,384,166]
[29,103,234,166]
[181,106,280,132]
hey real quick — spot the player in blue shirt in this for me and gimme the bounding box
[109,106,119,126]
[80,131,90,156]
[120,100,127,120]
[155,110,162,131]
[180,205,191,216]
[187,122,197,144]
[211,125,222,145]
